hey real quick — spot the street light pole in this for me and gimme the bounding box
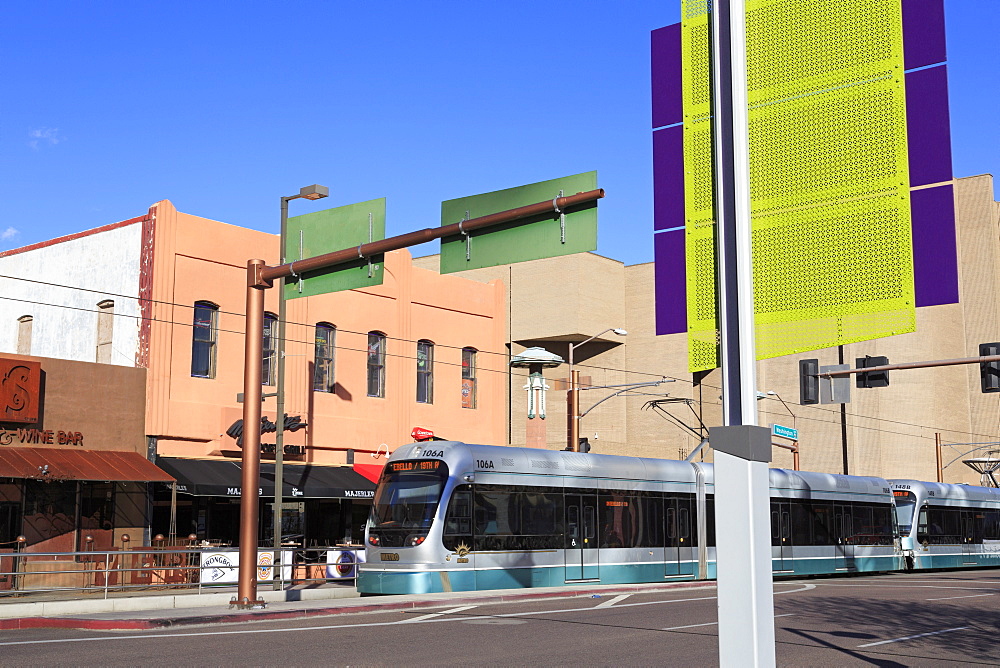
[566,327,626,451]
[273,185,328,590]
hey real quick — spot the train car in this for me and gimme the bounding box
[890,479,1000,570]
[359,441,902,594]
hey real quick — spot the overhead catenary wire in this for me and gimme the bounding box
[1,274,999,445]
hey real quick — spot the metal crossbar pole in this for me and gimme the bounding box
[816,354,1000,377]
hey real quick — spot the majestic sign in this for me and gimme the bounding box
[226,415,307,447]
[0,359,40,424]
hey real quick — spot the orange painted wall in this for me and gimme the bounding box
[144,201,506,463]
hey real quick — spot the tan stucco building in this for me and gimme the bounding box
[416,174,1000,486]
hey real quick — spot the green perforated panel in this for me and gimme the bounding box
[681,0,913,372]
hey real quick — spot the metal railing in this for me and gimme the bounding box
[0,544,363,600]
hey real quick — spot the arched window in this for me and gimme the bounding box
[462,347,478,409]
[191,301,218,378]
[367,331,386,398]
[16,315,32,355]
[96,300,114,364]
[416,340,434,404]
[313,323,336,392]
[262,313,278,386]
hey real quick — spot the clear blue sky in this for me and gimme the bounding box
[1,1,996,266]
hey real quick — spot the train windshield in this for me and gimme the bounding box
[893,490,917,534]
[370,460,449,532]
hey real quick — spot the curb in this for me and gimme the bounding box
[0,580,715,631]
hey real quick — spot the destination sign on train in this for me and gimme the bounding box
[390,460,441,472]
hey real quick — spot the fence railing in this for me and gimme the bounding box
[0,545,364,600]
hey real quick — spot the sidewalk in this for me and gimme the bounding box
[0,580,716,631]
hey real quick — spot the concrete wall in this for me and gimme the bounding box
[417,175,1000,485]
[0,222,143,366]
[144,202,507,463]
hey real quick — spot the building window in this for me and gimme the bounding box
[16,316,32,355]
[462,347,478,409]
[367,331,386,398]
[313,323,336,392]
[262,312,278,386]
[96,300,114,364]
[416,340,434,404]
[191,301,218,378]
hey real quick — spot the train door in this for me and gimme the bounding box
[664,496,690,576]
[564,494,599,581]
[835,504,855,570]
[961,510,978,564]
[771,500,792,572]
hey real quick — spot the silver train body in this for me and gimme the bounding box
[358,441,993,595]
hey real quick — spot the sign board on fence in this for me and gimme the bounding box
[326,549,366,579]
[200,550,292,584]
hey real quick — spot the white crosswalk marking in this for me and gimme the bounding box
[402,605,478,623]
[595,594,631,608]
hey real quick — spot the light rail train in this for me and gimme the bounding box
[358,441,1000,595]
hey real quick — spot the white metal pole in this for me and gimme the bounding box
[710,0,776,665]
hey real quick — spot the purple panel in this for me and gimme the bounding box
[912,184,958,307]
[655,229,687,335]
[651,23,682,128]
[906,65,953,187]
[653,125,685,231]
[903,0,947,70]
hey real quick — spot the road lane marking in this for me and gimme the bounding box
[595,594,631,608]
[0,584,817,648]
[403,605,477,622]
[857,626,969,648]
[662,613,794,632]
[925,593,996,601]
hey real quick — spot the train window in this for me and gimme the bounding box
[770,510,780,544]
[917,507,928,543]
[666,507,677,542]
[852,505,873,545]
[811,501,834,545]
[583,506,596,541]
[567,505,579,546]
[705,496,716,547]
[678,506,690,541]
[790,501,813,545]
[893,491,916,535]
[599,493,639,548]
[639,493,664,548]
[443,485,472,551]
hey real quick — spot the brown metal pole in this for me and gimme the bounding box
[936,432,943,483]
[793,444,799,471]
[817,353,1000,377]
[237,259,266,607]
[260,189,604,284]
[568,370,580,452]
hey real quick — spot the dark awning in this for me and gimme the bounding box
[0,447,174,482]
[155,457,376,499]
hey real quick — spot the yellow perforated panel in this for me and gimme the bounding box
[681,0,913,372]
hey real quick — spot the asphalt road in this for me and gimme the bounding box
[2,570,999,666]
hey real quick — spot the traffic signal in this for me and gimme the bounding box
[980,343,1000,393]
[856,355,889,388]
[799,359,819,405]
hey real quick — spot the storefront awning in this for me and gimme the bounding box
[0,447,174,482]
[155,457,376,499]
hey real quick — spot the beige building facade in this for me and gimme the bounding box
[415,174,1000,485]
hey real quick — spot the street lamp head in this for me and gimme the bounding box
[298,184,329,200]
[612,328,627,336]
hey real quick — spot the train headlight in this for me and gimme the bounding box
[407,535,426,547]
[368,534,380,546]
